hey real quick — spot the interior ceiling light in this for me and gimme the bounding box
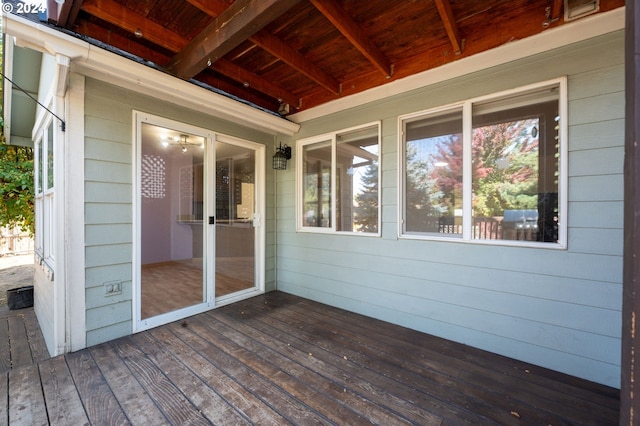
[161,134,202,153]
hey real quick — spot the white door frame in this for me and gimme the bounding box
[132,111,266,332]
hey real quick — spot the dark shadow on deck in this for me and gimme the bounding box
[0,292,620,425]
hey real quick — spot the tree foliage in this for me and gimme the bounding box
[0,141,34,234]
[430,119,538,218]
[404,142,449,231]
[0,27,35,234]
[353,162,378,233]
[470,120,538,216]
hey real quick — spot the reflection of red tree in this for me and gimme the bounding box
[434,135,463,189]
[431,120,538,217]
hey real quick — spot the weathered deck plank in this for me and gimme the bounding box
[0,372,8,425]
[264,293,607,425]
[289,293,620,423]
[7,315,32,369]
[89,342,169,425]
[8,364,47,425]
[0,319,11,374]
[170,317,329,424]
[204,310,434,424]
[23,309,49,364]
[65,349,130,425]
[129,331,251,425]
[214,299,461,424]
[190,313,388,425]
[149,324,289,425]
[0,292,621,425]
[39,356,89,425]
[110,336,210,425]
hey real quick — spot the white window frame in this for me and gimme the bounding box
[398,77,568,249]
[296,121,381,236]
[34,136,43,257]
[34,115,56,266]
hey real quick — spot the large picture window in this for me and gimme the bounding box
[400,79,566,247]
[297,122,381,235]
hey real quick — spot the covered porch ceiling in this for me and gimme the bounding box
[43,0,625,118]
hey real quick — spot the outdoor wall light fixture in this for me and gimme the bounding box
[273,143,292,170]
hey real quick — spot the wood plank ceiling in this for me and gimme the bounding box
[45,0,624,117]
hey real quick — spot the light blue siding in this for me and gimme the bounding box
[83,78,275,346]
[275,30,625,387]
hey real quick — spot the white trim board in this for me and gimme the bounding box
[288,7,625,123]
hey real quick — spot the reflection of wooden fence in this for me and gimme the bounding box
[0,226,34,256]
[437,216,503,239]
[473,217,503,240]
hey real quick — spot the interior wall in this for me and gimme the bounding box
[275,31,624,388]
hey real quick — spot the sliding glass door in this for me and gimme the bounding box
[214,138,258,300]
[138,121,210,327]
[134,113,264,331]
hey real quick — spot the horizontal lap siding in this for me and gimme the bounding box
[83,78,274,346]
[276,31,624,387]
[84,86,133,346]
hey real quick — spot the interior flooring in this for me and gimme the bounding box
[141,257,253,319]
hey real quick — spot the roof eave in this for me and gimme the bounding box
[2,13,301,137]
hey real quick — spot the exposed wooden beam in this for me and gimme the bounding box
[196,72,281,111]
[166,0,299,80]
[75,19,172,65]
[250,30,341,95]
[550,0,563,21]
[58,2,72,26]
[309,0,392,78]
[79,0,299,109]
[434,0,463,54]
[186,0,227,16]
[80,0,187,52]
[212,59,300,108]
[189,0,341,95]
[68,0,85,28]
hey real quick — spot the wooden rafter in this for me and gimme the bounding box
[80,0,187,52]
[77,0,299,107]
[250,31,341,95]
[166,0,299,80]
[309,0,392,78]
[49,0,83,27]
[189,0,341,95]
[212,59,300,108]
[434,0,463,55]
[550,0,563,20]
[67,0,85,28]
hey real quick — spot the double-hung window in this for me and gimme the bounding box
[34,119,56,264]
[400,78,566,247]
[297,122,381,235]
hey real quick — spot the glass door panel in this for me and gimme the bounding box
[140,123,206,319]
[215,141,255,297]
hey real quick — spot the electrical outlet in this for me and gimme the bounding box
[104,280,122,296]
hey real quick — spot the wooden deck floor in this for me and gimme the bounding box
[0,291,620,425]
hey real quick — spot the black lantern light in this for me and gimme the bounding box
[273,143,292,170]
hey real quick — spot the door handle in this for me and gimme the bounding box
[209,216,215,225]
